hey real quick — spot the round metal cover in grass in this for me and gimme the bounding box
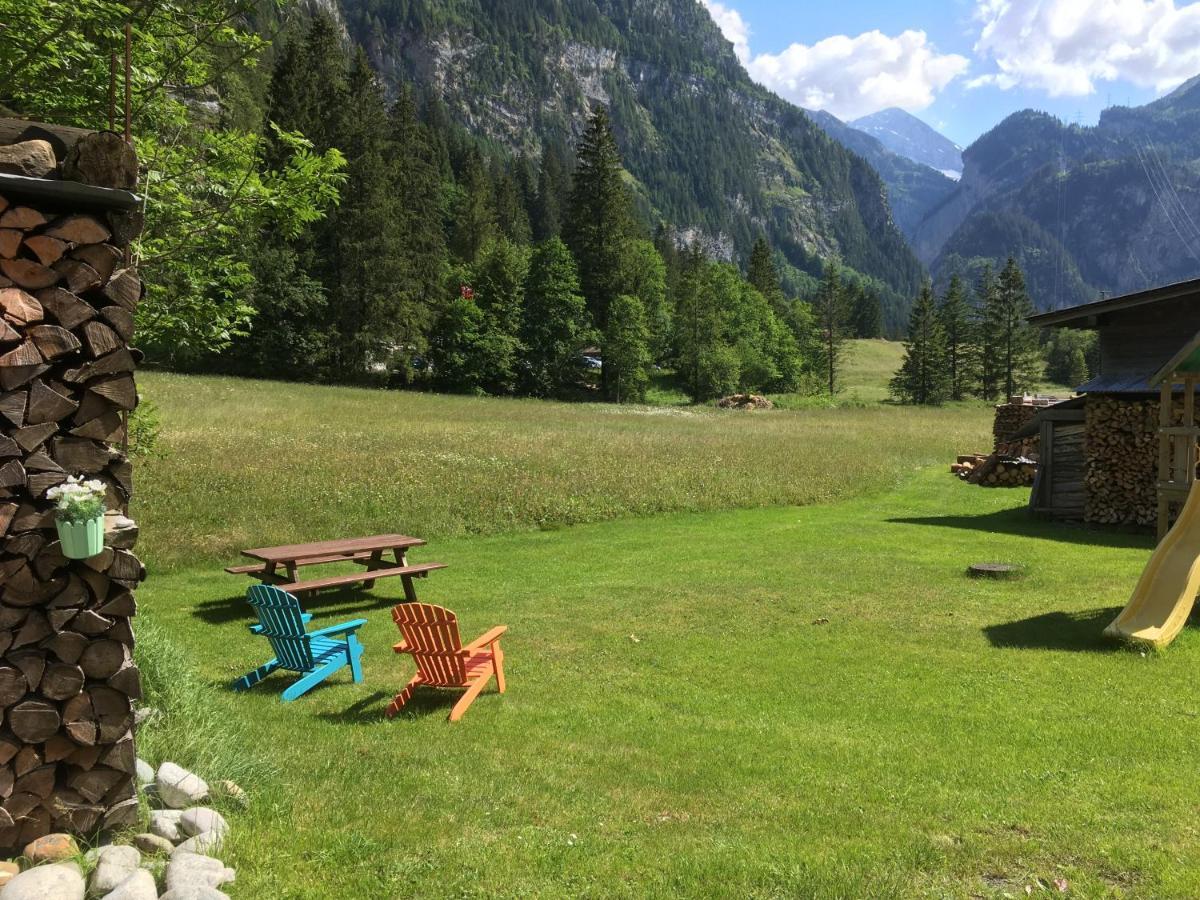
[967,562,1025,579]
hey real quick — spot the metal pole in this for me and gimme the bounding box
[123,23,132,143]
[108,52,117,132]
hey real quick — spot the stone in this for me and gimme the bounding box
[172,833,223,857]
[0,140,57,179]
[0,862,17,887]
[164,853,234,892]
[179,808,228,839]
[131,833,172,856]
[88,844,141,895]
[158,888,229,900]
[0,862,84,900]
[209,780,247,810]
[23,832,79,863]
[148,809,184,843]
[98,869,157,900]
[134,758,154,786]
[155,763,208,809]
[132,707,156,726]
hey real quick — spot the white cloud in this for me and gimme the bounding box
[700,0,752,64]
[971,0,1200,96]
[699,2,968,120]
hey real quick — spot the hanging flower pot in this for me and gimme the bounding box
[47,476,107,560]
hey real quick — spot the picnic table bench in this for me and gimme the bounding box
[225,534,446,599]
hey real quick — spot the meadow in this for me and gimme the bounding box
[127,351,1198,898]
[133,340,986,569]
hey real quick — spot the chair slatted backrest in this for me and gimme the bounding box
[392,603,466,686]
[247,584,315,673]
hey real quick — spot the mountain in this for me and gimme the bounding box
[336,0,924,329]
[805,108,956,242]
[916,78,1200,311]
[851,108,963,179]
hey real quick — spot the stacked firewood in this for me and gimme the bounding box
[0,128,143,847]
[951,454,988,479]
[953,453,1037,486]
[992,398,1042,451]
[1084,396,1163,526]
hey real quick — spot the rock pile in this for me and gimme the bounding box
[0,757,240,900]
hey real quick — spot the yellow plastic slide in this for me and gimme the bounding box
[1105,485,1200,648]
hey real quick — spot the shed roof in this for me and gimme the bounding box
[1027,277,1200,329]
[1009,396,1086,439]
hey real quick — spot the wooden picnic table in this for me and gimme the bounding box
[225,533,446,599]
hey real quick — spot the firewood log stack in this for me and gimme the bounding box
[992,397,1046,459]
[1082,394,1200,527]
[959,453,1037,486]
[0,124,143,848]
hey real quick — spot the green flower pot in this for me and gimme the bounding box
[57,515,105,559]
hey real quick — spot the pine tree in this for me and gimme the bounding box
[265,15,348,162]
[450,148,497,262]
[747,236,787,317]
[938,274,973,401]
[532,145,568,240]
[987,257,1041,399]
[385,83,447,373]
[520,238,593,397]
[605,294,651,403]
[973,264,1000,400]
[323,48,402,379]
[848,285,883,339]
[812,259,848,395]
[491,156,532,244]
[564,106,633,334]
[891,284,950,405]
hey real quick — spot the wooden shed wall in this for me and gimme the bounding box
[1097,297,1200,383]
[1030,413,1086,519]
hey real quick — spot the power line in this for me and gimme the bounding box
[1145,140,1200,248]
[1134,142,1200,268]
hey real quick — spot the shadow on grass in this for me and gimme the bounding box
[314,687,477,724]
[983,607,1124,652]
[192,588,394,626]
[889,506,1154,549]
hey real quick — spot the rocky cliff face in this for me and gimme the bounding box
[920,88,1200,309]
[850,107,963,178]
[338,0,924,324]
[805,108,956,242]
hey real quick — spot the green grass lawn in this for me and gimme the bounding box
[136,451,1200,896]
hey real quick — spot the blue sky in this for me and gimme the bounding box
[700,0,1199,147]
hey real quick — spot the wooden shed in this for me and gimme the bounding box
[1023,398,1086,519]
[1027,277,1200,528]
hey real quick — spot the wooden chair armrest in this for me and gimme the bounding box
[307,618,368,639]
[462,625,507,653]
[250,613,311,634]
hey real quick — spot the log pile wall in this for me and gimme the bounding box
[1082,394,1200,527]
[0,126,143,848]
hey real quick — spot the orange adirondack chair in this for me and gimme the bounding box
[386,603,507,722]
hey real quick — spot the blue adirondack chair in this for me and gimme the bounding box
[232,584,367,702]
